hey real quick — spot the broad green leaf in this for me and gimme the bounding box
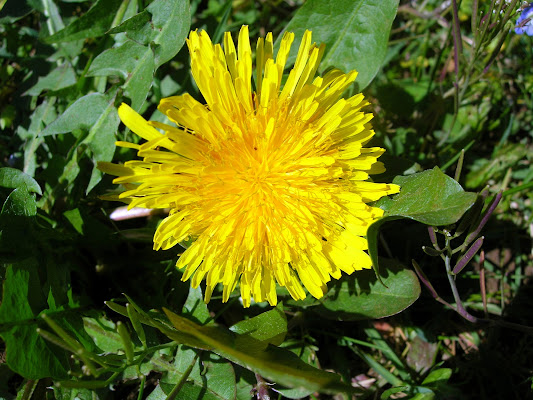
[82,316,122,353]
[53,387,103,400]
[183,286,210,324]
[40,0,64,35]
[0,262,70,379]
[109,10,152,40]
[230,303,287,347]
[161,308,353,395]
[369,168,475,285]
[42,92,118,137]
[0,168,42,195]
[155,346,237,400]
[18,98,58,177]
[381,386,411,399]
[109,0,191,67]
[234,366,256,400]
[280,0,399,90]
[309,258,420,320]
[422,368,452,385]
[378,167,478,225]
[111,298,352,395]
[275,341,321,399]
[24,63,77,96]
[87,40,155,111]
[42,91,119,193]
[43,0,123,43]
[63,208,84,235]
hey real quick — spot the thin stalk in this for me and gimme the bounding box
[444,237,478,323]
[137,375,146,400]
[20,380,38,400]
[165,352,200,400]
[111,0,131,29]
[479,250,488,318]
[454,149,465,181]
[471,0,478,36]
[57,372,121,389]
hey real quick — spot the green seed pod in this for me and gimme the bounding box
[127,303,147,349]
[117,321,134,364]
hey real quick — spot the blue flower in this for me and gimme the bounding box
[515,3,533,36]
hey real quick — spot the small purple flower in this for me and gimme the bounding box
[516,3,533,36]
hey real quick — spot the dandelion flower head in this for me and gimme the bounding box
[99,26,400,307]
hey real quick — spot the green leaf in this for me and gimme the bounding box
[422,368,452,386]
[0,168,42,195]
[63,208,84,235]
[379,167,478,226]
[280,0,399,90]
[109,0,191,67]
[81,316,123,353]
[161,308,353,395]
[43,92,118,137]
[24,63,77,96]
[87,41,155,111]
[42,91,119,193]
[18,99,58,177]
[0,262,70,379]
[156,347,237,400]
[381,386,411,399]
[109,10,152,39]
[309,258,420,320]
[366,167,477,274]
[230,303,287,347]
[368,168,476,284]
[52,387,102,400]
[43,0,123,43]
[183,286,210,324]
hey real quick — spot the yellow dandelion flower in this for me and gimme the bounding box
[98,25,400,307]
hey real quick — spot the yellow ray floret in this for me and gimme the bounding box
[98,25,400,307]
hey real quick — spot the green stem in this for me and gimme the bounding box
[20,380,38,400]
[444,236,478,323]
[165,352,200,400]
[137,374,146,400]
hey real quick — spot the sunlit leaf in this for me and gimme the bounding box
[42,90,120,193]
[301,258,420,320]
[87,41,155,111]
[230,304,287,347]
[377,167,478,226]
[280,0,399,90]
[183,286,210,324]
[44,0,123,43]
[161,307,353,395]
[369,167,477,275]
[24,63,77,96]
[0,168,42,195]
[109,0,191,67]
[154,346,237,400]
